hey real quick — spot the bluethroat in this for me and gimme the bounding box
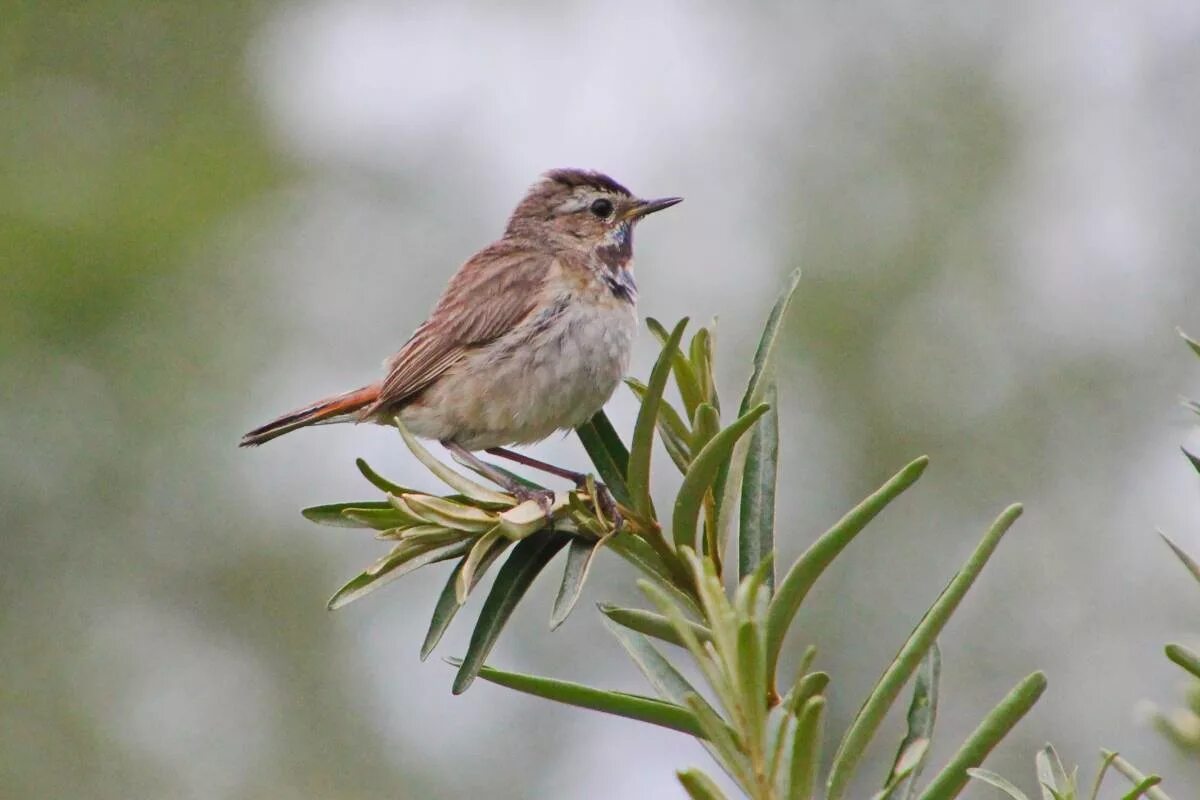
[241,169,681,511]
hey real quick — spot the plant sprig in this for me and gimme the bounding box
[297,269,1078,799]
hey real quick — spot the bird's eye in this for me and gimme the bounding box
[590,198,614,218]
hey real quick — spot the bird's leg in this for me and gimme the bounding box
[486,447,621,529]
[442,441,554,517]
[485,447,587,483]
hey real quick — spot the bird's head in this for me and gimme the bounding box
[505,169,681,255]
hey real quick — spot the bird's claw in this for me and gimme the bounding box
[515,486,556,522]
[578,479,622,531]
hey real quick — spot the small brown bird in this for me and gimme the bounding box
[241,168,681,508]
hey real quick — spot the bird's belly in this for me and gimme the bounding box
[400,297,636,450]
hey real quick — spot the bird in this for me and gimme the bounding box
[240,168,681,512]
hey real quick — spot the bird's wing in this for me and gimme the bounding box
[372,243,553,410]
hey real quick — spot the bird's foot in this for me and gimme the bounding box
[514,486,556,521]
[577,478,622,531]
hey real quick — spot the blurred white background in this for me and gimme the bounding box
[4,1,1200,797]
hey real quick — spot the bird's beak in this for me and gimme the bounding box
[622,196,683,221]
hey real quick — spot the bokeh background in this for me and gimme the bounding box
[5,2,1200,797]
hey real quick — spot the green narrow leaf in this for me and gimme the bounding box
[599,604,714,648]
[691,403,721,454]
[629,318,689,516]
[670,558,742,716]
[1180,327,1200,358]
[422,560,465,660]
[457,527,505,602]
[648,316,705,417]
[394,418,513,505]
[689,324,719,412]
[1159,531,1200,584]
[684,693,757,790]
[627,378,694,472]
[1183,448,1200,476]
[1102,752,1172,800]
[741,267,802,414]
[575,410,632,508]
[784,672,830,715]
[604,610,744,786]
[606,534,703,617]
[587,409,631,473]
[877,741,930,800]
[880,643,940,800]
[302,501,395,528]
[602,618,713,710]
[575,423,630,506]
[966,769,1032,800]
[714,437,748,568]
[733,555,775,634]
[664,438,696,475]
[349,501,426,530]
[689,403,722,555]
[550,535,609,629]
[736,620,767,752]
[355,457,414,495]
[421,536,509,660]
[605,533,675,583]
[423,560,469,660]
[794,645,819,679]
[382,526,466,547]
[1120,778,1164,800]
[915,671,1047,800]
[1035,744,1071,800]
[827,504,1024,800]
[661,437,694,476]
[328,539,472,610]
[790,695,826,800]
[766,456,929,687]
[769,706,797,795]
[1165,643,1200,680]
[403,494,498,532]
[453,530,570,694]
[673,404,770,550]
[1088,751,1120,800]
[678,768,729,800]
[714,268,800,557]
[739,377,779,590]
[604,618,743,786]
[451,660,706,737]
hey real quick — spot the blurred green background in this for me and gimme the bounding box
[4,2,1200,797]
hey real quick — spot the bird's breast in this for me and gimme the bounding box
[400,288,636,450]
[521,292,636,430]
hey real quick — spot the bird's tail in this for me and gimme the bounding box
[239,384,381,447]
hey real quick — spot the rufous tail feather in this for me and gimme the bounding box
[239,384,381,447]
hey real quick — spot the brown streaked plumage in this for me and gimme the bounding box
[241,168,680,507]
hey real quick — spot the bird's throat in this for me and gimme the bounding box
[594,223,636,303]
